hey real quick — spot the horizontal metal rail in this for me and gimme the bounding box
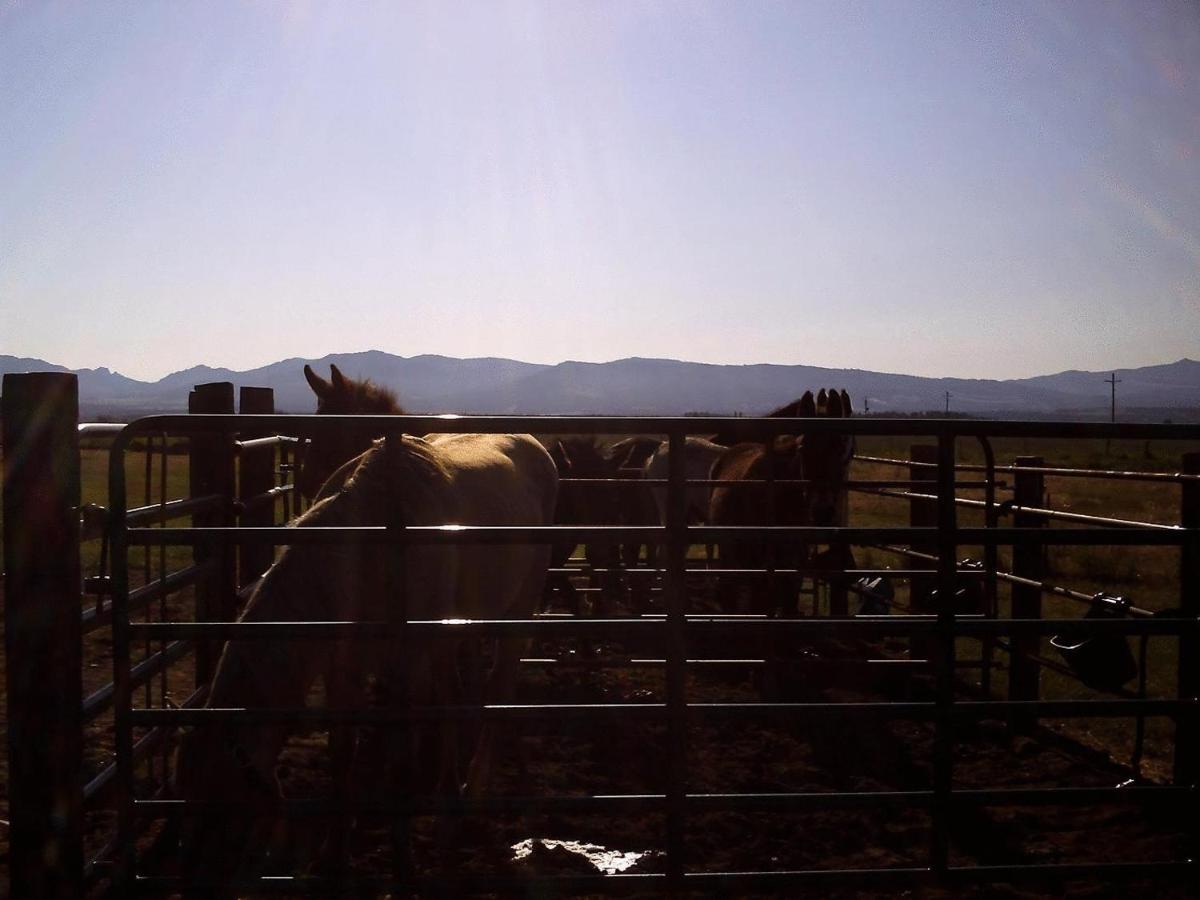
[874,544,1159,618]
[860,486,1179,531]
[84,685,207,806]
[119,861,1200,897]
[234,434,301,452]
[82,640,192,723]
[131,784,1192,819]
[126,615,1196,643]
[79,494,237,542]
[127,696,1194,729]
[856,454,1200,483]
[82,561,215,634]
[78,423,128,438]
[122,524,1193,547]
[517,655,926,671]
[110,413,1200,441]
[549,564,946,578]
[126,494,223,527]
[569,475,1000,489]
[234,484,293,515]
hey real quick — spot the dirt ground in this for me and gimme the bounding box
[0,568,1196,898]
[77,581,1193,898]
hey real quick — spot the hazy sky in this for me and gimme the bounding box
[2,1,1197,382]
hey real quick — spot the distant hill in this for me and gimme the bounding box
[1,352,1197,420]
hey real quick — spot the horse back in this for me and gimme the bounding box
[709,438,804,527]
[425,432,558,525]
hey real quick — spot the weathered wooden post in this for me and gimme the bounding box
[1009,456,1045,732]
[2,372,84,898]
[189,382,236,686]
[237,386,276,589]
[1176,451,1199,785]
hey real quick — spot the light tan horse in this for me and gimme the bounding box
[643,436,728,527]
[174,430,558,879]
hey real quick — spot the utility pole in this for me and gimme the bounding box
[944,391,951,415]
[1104,372,1121,423]
[1104,372,1121,454]
[863,396,870,414]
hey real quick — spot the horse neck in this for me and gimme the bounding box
[207,579,316,710]
[207,498,371,710]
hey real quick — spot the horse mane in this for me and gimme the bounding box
[342,377,405,415]
[709,396,807,445]
[348,436,449,517]
[298,435,451,529]
[764,397,807,418]
[709,390,852,446]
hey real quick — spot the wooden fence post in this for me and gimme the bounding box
[1010,456,1045,732]
[909,444,938,662]
[189,382,236,687]
[2,372,84,898]
[238,387,276,589]
[1176,452,1199,785]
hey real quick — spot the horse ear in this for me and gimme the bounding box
[304,364,331,399]
[330,364,350,394]
[798,391,816,417]
[826,390,843,418]
[840,390,853,417]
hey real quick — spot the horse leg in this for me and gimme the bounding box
[318,662,363,876]
[589,540,625,619]
[463,635,525,797]
[432,645,467,796]
[463,548,545,798]
[625,539,651,616]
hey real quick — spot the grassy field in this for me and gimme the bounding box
[850,434,1199,783]
[0,430,1197,886]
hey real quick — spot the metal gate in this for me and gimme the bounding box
[96,412,1199,895]
[3,373,1196,897]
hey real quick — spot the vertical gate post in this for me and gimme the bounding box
[2,373,84,898]
[909,444,938,662]
[1009,456,1045,732]
[237,387,276,588]
[1176,451,1199,785]
[189,382,236,686]
[664,429,688,890]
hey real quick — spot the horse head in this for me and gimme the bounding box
[800,388,855,527]
[297,363,406,498]
[172,718,288,890]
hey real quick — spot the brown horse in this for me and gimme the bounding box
[708,389,854,614]
[174,430,558,881]
[545,436,660,615]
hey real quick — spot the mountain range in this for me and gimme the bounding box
[1,351,1197,421]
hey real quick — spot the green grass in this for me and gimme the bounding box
[849,435,1199,781]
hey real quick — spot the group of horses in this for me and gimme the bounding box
[171,363,855,881]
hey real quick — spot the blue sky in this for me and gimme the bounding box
[1,1,1197,381]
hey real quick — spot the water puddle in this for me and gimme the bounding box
[511,837,656,874]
